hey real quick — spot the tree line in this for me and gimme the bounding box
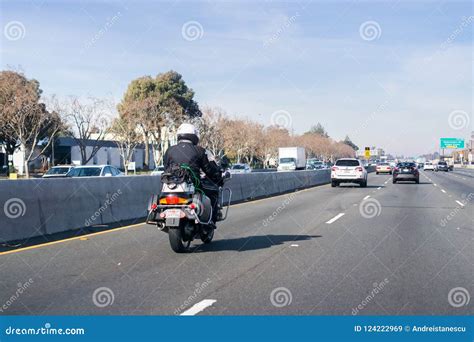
[196,109,357,168]
[0,69,358,177]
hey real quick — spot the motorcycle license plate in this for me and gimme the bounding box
[165,209,181,227]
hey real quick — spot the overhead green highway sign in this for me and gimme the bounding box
[440,138,465,149]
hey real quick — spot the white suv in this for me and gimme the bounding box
[331,158,368,187]
[423,162,435,171]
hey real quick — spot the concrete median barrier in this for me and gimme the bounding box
[0,168,360,243]
[0,176,162,243]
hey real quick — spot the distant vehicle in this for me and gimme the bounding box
[416,157,426,165]
[306,159,324,170]
[376,162,392,175]
[277,147,306,171]
[393,162,419,184]
[324,162,333,169]
[423,162,435,171]
[66,165,123,177]
[436,161,449,172]
[445,159,454,171]
[151,165,165,176]
[229,163,251,174]
[331,158,368,187]
[321,163,331,169]
[417,162,424,169]
[42,165,74,178]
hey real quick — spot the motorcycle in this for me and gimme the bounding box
[146,171,231,253]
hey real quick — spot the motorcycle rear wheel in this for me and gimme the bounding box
[201,226,215,244]
[169,228,191,253]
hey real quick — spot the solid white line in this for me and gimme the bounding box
[456,200,465,207]
[441,189,446,193]
[363,195,370,200]
[326,213,345,224]
[180,299,217,316]
[290,244,299,247]
[377,187,382,190]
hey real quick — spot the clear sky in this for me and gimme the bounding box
[1,0,472,156]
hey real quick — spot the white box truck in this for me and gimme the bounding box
[277,147,306,171]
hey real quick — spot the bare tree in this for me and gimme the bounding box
[110,116,141,175]
[60,96,112,165]
[222,119,252,163]
[257,126,291,168]
[9,104,62,177]
[195,107,227,158]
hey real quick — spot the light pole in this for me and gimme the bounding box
[51,137,55,167]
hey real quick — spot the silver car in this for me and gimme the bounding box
[66,165,123,177]
[229,163,251,174]
[42,165,74,178]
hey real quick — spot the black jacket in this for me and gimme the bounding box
[163,140,222,185]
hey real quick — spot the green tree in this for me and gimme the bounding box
[0,71,63,177]
[155,71,201,119]
[118,70,201,169]
[306,123,329,138]
[342,135,359,151]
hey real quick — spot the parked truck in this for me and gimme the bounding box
[277,147,306,171]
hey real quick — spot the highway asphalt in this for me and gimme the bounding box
[0,172,472,316]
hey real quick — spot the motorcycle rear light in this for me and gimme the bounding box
[151,203,158,210]
[159,196,189,205]
[189,203,196,209]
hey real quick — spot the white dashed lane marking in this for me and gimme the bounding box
[180,299,217,316]
[363,195,370,200]
[456,200,465,207]
[326,213,345,224]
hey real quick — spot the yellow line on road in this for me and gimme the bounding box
[1,185,329,256]
[0,223,144,256]
[1,181,343,256]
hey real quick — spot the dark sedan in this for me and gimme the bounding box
[393,162,419,184]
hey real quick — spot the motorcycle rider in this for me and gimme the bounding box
[162,123,223,225]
